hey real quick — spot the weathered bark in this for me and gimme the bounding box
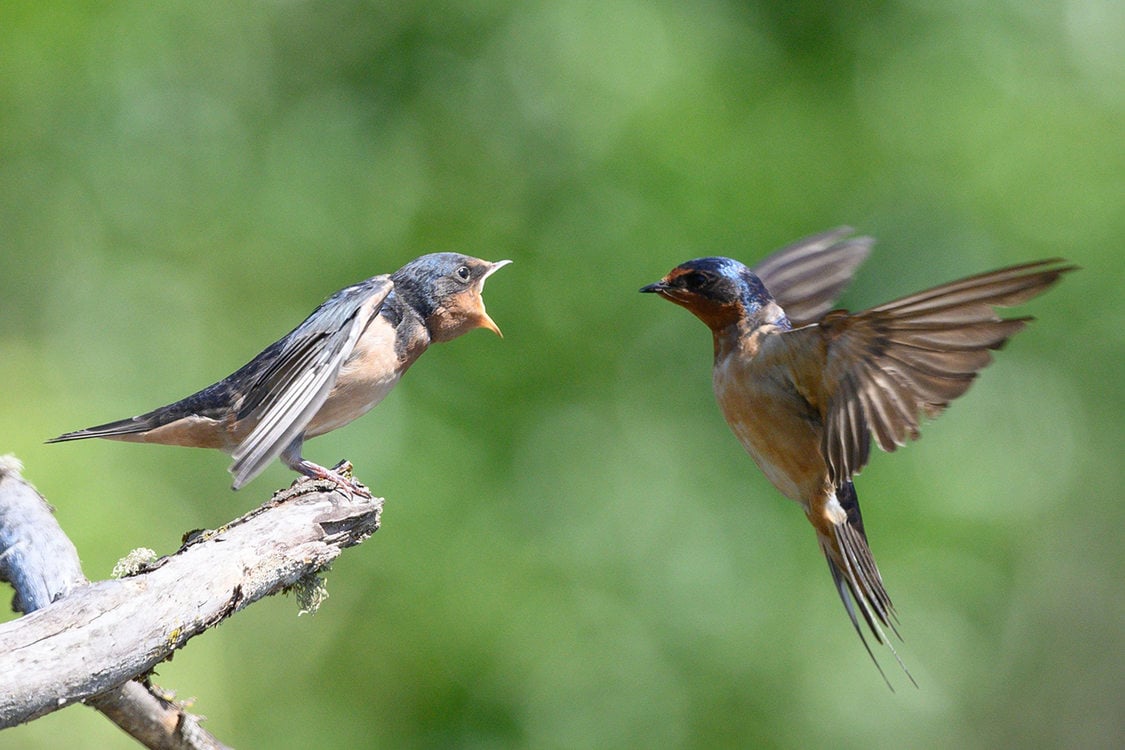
[0,455,86,612]
[0,455,382,748]
[87,681,230,750]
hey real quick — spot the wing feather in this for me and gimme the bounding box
[228,276,393,488]
[789,258,1074,483]
[751,227,873,327]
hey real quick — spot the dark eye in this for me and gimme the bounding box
[684,271,710,288]
[455,265,472,282]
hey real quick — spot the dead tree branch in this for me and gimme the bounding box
[0,455,382,748]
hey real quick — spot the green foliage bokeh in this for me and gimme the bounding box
[2,2,1121,748]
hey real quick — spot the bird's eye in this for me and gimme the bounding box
[685,271,709,288]
[455,265,472,282]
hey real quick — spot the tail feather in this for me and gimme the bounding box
[827,558,891,689]
[47,414,167,443]
[826,481,916,689]
[48,374,243,446]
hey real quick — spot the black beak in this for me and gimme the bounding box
[640,281,667,294]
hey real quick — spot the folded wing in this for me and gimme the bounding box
[228,275,393,488]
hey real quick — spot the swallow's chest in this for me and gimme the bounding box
[304,322,407,437]
[712,352,826,503]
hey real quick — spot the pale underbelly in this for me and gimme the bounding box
[303,372,400,438]
[715,381,827,506]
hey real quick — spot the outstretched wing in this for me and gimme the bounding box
[228,275,393,488]
[783,258,1075,484]
[751,226,874,328]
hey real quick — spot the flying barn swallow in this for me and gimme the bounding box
[50,253,511,494]
[641,227,1075,686]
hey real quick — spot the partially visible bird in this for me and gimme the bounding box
[50,253,511,494]
[640,227,1075,686]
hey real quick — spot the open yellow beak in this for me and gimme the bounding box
[477,259,512,337]
[479,313,503,338]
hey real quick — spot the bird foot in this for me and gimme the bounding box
[294,459,372,498]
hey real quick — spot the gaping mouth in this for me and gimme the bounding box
[477,259,512,336]
[479,259,512,291]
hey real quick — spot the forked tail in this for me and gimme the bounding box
[825,481,916,690]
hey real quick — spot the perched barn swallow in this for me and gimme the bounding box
[50,253,511,494]
[641,226,1075,686]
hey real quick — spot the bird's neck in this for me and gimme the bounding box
[385,298,432,367]
[711,303,790,362]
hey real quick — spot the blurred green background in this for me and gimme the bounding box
[2,1,1121,748]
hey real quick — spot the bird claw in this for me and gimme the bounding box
[321,470,373,499]
[295,459,372,498]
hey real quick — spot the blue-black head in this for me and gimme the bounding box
[640,256,783,330]
[392,253,511,341]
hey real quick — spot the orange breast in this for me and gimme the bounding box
[712,339,830,507]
